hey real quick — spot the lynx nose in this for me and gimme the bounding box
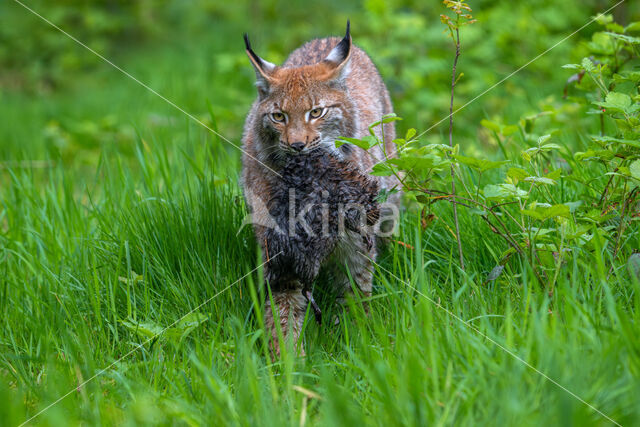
[290,142,306,152]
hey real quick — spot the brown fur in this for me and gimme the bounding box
[242,23,400,355]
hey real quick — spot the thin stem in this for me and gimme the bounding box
[608,185,637,277]
[454,163,474,198]
[599,166,619,211]
[496,204,526,233]
[548,227,566,295]
[415,186,547,285]
[449,26,464,271]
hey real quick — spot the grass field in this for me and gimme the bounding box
[1,1,640,425]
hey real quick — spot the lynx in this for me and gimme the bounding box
[241,21,400,355]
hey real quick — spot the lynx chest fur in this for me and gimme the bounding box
[241,22,400,354]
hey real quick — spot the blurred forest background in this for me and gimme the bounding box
[1,0,637,166]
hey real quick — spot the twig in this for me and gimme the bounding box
[598,166,619,211]
[416,187,547,285]
[608,186,637,277]
[449,26,465,271]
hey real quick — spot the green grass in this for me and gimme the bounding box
[2,3,640,425]
[2,109,639,425]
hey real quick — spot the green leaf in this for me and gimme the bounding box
[595,14,613,26]
[451,155,509,173]
[590,135,640,147]
[120,312,208,344]
[617,166,631,177]
[500,247,518,260]
[524,176,556,185]
[605,23,625,33]
[335,135,378,150]
[521,204,570,221]
[370,162,394,176]
[121,319,164,339]
[581,57,595,72]
[538,134,552,145]
[582,209,616,224]
[483,184,528,201]
[502,125,519,136]
[175,312,208,331]
[587,32,615,55]
[594,91,633,114]
[376,188,398,203]
[575,149,615,161]
[507,167,530,182]
[621,139,640,148]
[613,71,640,84]
[605,32,640,45]
[388,156,448,172]
[405,128,417,140]
[368,114,402,136]
[118,271,144,285]
[480,119,501,133]
[479,119,518,136]
[470,208,488,216]
[381,114,402,124]
[546,168,562,180]
[421,143,454,153]
[630,160,640,180]
[565,201,583,212]
[626,21,640,33]
[605,91,632,108]
[414,194,430,205]
[486,265,505,282]
[522,137,560,161]
[170,312,208,341]
[520,209,543,220]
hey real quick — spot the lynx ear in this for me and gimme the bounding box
[244,33,276,97]
[321,20,352,82]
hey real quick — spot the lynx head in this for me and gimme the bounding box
[244,21,356,161]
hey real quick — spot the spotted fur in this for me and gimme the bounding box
[241,22,400,355]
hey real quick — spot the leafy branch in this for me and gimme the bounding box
[337,10,640,288]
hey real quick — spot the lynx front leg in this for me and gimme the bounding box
[333,242,376,312]
[264,288,307,357]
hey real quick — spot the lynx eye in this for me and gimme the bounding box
[308,107,325,120]
[270,112,286,123]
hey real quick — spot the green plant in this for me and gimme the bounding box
[440,0,476,271]
[339,11,640,289]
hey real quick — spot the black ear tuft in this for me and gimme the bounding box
[244,33,264,68]
[324,19,352,66]
[334,19,351,62]
[243,32,277,97]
